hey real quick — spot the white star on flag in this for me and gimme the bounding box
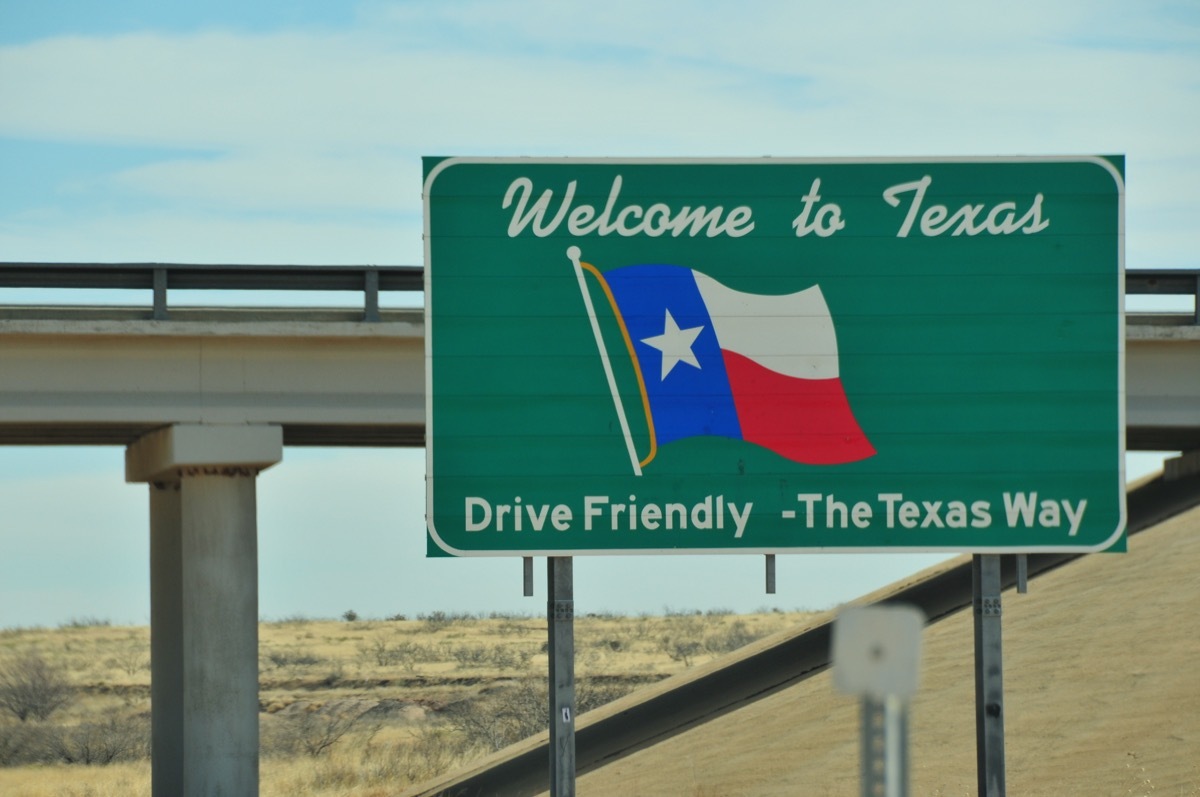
[640,309,704,380]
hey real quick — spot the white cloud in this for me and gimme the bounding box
[0,207,421,264]
[0,1,1196,265]
[113,152,419,213]
[3,5,1195,158]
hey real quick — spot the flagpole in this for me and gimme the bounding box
[568,246,642,476]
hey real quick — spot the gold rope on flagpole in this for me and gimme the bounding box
[568,246,657,473]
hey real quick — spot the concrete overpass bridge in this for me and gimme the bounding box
[0,264,1196,451]
[0,263,1196,796]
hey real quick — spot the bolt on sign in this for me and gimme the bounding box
[423,157,1125,556]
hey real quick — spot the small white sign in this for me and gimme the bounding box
[833,605,925,699]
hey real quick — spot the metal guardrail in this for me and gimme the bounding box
[0,262,423,322]
[1125,269,1200,325]
[0,264,1195,323]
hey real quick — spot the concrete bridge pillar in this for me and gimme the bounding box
[127,424,283,797]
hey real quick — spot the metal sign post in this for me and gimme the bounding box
[834,605,925,797]
[973,554,1006,796]
[547,557,576,796]
[861,695,909,797]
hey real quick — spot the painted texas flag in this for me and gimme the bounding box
[570,247,875,473]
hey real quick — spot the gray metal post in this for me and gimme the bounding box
[765,554,776,594]
[152,267,168,320]
[973,554,1006,797]
[363,268,381,322]
[861,696,909,797]
[547,557,576,796]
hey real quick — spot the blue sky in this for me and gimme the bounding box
[0,1,1196,627]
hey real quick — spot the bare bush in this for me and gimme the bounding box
[106,643,150,676]
[629,615,655,640]
[449,644,490,669]
[58,616,111,629]
[446,676,641,753]
[398,641,440,670]
[265,701,372,758]
[445,679,545,752]
[358,638,443,673]
[361,637,397,667]
[392,725,471,782]
[448,643,533,672]
[489,645,533,672]
[0,721,52,766]
[271,613,312,626]
[262,648,323,670]
[657,615,708,667]
[419,610,476,632]
[48,715,149,765]
[658,635,704,667]
[496,619,533,637]
[588,637,626,652]
[276,726,471,792]
[0,652,74,722]
[704,620,761,654]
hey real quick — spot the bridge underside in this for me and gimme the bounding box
[0,421,425,446]
[1126,325,1200,451]
[0,309,425,446]
[0,311,1195,451]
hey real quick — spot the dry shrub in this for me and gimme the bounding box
[445,676,642,753]
[263,700,375,758]
[448,643,532,672]
[358,638,439,670]
[704,619,760,654]
[105,644,149,677]
[49,716,149,765]
[260,725,472,796]
[0,715,148,768]
[0,720,50,766]
[0,651,74,722]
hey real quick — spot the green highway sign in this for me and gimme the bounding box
[423,157,1125,556]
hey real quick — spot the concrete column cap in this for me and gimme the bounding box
[126,423,283,483]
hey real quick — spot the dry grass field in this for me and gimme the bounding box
[2,503,1197,796]
[0,606,809,796]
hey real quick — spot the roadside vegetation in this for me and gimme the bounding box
[0,608,809,796]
